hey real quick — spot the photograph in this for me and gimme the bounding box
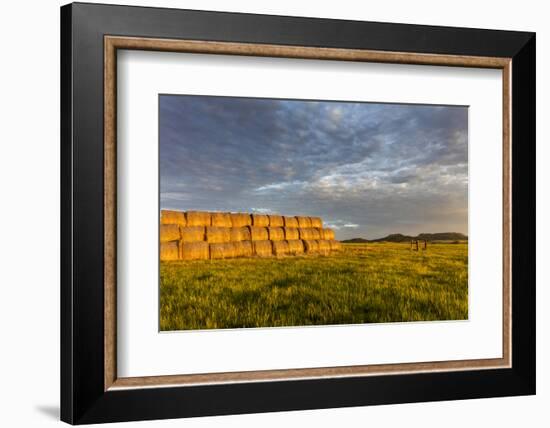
[159,94,469,331]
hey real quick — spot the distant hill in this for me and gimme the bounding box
[341,232,468,243]
[341,238,370,244]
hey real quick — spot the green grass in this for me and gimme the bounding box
[160,242,468,331]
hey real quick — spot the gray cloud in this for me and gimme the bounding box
[160,95,468,239]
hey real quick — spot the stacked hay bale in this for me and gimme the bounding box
[160,210,342,261]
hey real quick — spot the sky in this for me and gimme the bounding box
[160,95,468,240]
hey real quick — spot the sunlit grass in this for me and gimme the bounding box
[160,243,468,331]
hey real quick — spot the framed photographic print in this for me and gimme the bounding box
[60,2,535,424]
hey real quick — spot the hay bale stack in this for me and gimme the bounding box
[180,241,209,260]
[249,226,268,241]
[320,228,335,240]
[268,215,284,227]
[303,239,320,253]
[160,241,179,261]
[287,239,305,255]
[253,240,273,257]
[284,227,299,240]
[234,241,253,257]
[180,226,205,242]
[210,242,237,259]
[328,240,342,251]
[318,240,331,255]
[296,216,312,228]
[160,210,186,226]
[309,217,323,228]
[230,226,251,242]
[251,214,269,227]
[159,209,338,260]
[272,240,290,256]
[283,216,299,228]
[206,226,231,243]
[268,227,285,241]
[160,224,180,242]
[186,211,211,227]
[230,213,252,227]
[211,212,232,227]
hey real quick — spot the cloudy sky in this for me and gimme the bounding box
[160,95,468,240]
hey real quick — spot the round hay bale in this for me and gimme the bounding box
[210,242,237,259]
[303,239,320,253]
[160,241,179,261]
[318,240,331,255]
[232,242,243,257]
[160,224,180,242]
[268,227,285,241]
[320,228,335,240]
[309,228,321,240]
[249,226,268,241]
[241,226,252,241]
[296,216,312,228]
[298,228,314,240]
[229,226,252,242]
[272,240,290,256]
[229,227,245,242]
[230,213,252,227]
[309,217,323,228]
[160,210,186,226]
[186,211,211,227]
[283,216,299,228]
[180,241,209,260]
[211,212,232,227]
[268,215,284,227]
[329,240,342,251]
[283,227,299,240]
[287,239,305,255]
[253,240,273,257]
[206,227,231,243]
[180,226,205,242]
[251,214,269,227]
[234,241,253,257]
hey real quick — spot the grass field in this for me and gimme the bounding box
[160,242,468,331]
